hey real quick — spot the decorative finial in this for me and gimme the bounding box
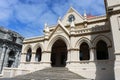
[44,23,47,28]
[84,10,87,18]
[44,23,49,32]
[84,10,87,21]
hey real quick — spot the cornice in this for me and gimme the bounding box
[68,48,79,51]
[0,39,22,47]
[70,26,111,37]
[23,28,110,44]
[108,9,120,16]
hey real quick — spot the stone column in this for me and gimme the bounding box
[41,51,51,63]
[41,51,51,67]
[3,49,10,67]
[107,47,114,60]
[93,47,97,60]
[18,51,22,66]
[0,44,7,73]
[69,49,79,62]
[90,48,94,61]
[69,23,79,63]
[66,49,79,68]
[67,50,71,62]
[30,52,36,62]
[14,50,21,67]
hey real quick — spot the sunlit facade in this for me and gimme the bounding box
[2,0,120,80]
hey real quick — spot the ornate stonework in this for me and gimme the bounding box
[0,27,24,73]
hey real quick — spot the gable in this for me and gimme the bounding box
[49,21,69,39]
[54,25,67,34]
[61,7,84,26]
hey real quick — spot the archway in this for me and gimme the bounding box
[7,50,16,67]
[96,40,109,60]
[26,48,32,62]
[35,47,42,62]
[79,42,90,60]
[51,39,67,67]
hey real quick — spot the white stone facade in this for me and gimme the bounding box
[3,0,120,80]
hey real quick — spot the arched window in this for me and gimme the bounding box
[35,47,42,62]
[96,40,109,60]
[79,42,90,60]
[26,48,32,62]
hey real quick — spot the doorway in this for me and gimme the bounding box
[51,39,67,67]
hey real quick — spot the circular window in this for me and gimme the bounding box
[68,14,75,22]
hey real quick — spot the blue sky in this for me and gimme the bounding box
[0,0,106,38]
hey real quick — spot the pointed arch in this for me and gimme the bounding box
[23,44,32,53]
[26,48,32,62]
[33,43,43,53]
[33,43,43,62]
[96,40,109,60]
[79,42,90,60]
[51,39,67,67]
[35,47,42,62]
[47,35,70,51]
[75,37,92,49]
[92,35,112,48]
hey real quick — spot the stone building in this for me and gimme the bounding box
[0,27,24,73]
[2,0,120,80]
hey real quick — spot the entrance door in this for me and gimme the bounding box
[51,39,67,67]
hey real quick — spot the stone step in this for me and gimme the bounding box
[1,67,92,80]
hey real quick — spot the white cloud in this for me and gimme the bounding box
[0,0,106,38]
[14,4,44,23]
[39,10,58,25]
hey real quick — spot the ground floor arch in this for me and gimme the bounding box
[35,47,42,62]
[51,39,68,67]
[96,40,109,60]
[79,42,90,60]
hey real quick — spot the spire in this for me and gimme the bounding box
[84,10,87,22]
[44,23,49,33]
[83,10,88,28]
[44,23,47,29]
[84,10,87,17]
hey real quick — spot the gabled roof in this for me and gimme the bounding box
[67,7,84,19]
[61,7,84,25]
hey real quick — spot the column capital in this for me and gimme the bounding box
[42,51,51,54]
[2,44,8,49]
[68,48,79,51]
